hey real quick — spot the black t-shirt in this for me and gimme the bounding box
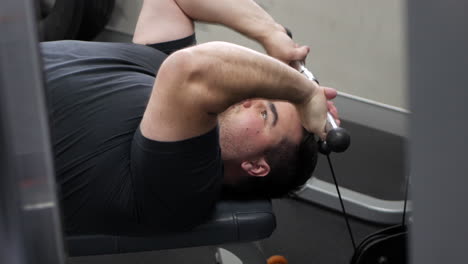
[41,40,223,235]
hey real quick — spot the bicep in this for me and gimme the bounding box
[139,50,218,142]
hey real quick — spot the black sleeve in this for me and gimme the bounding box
[130,126,223,231]
[146,34,197,55]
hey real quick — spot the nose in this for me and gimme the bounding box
[242,100,252,108]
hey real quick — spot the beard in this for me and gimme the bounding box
[217,101,261,161]
[218,105,240,161]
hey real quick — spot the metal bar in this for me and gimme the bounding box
[294,177,411,224]
[0,0,65,263]
[333,92,409,137]
[408,0,468,263]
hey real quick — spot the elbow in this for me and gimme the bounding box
[163,42,230,80]
[156,43,229,112]
[160,48,199,82]
[158,43,222,89]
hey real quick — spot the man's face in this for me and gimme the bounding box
[218,99,303,162]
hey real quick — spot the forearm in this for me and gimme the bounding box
[140,41,324,141]
[135,0,305,63]
[175,0,284,45]
[184,42,317,113]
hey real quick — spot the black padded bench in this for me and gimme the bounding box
[66,199,276,256]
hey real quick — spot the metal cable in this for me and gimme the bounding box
[326,154,357,250]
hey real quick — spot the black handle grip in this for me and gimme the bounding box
[318,128,351,155]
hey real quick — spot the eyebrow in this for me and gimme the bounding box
[268,102,278,127]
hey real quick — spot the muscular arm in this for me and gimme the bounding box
[174,0,280,43]
[140,42,321,142]
[183,42,314,113]
[134,0,307,62]
[135,0,278,43]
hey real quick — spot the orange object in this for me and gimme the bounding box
[267,255,288,264]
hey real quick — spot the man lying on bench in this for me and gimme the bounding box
[42,0,339,235]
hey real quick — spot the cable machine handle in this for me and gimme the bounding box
[285,28,350,154]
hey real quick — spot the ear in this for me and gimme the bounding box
[241,158,270,177]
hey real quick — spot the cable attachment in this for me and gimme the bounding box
[285,27,351,154]
[318,114,351,155]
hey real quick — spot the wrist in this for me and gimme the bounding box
[256,22,286,48]
[298,77,321,106]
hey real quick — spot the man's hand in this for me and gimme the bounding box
[296,86,339,139]
[261,26,342,135]
[324,86,340,126]
[260,25,310,64]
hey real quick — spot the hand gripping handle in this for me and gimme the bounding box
[285,28,350,154]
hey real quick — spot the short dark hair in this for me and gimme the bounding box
[223,129,318,199]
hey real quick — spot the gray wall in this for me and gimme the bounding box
[107,0,408,110]
[408,0,468,263]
